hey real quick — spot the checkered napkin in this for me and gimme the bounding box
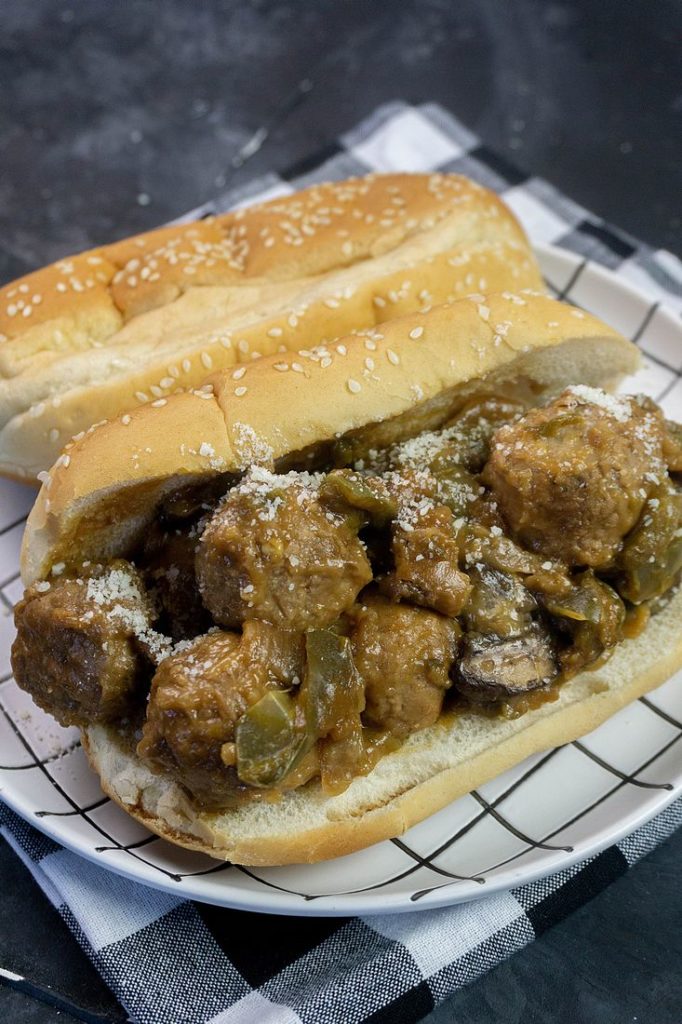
[2,101,682,1024]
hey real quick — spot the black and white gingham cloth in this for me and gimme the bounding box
[2,102,682,1024]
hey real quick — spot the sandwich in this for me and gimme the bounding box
[0,172,542,481]
[12,292,682,865]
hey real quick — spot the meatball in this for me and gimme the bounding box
[482,388,667,567]
[11,562,152,727]
[138,621,304,806]
[379,504,471,616]
[143,527,211,640]
[196,470,372,631]
[350,594,458,738]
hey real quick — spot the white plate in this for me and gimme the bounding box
[1,243,681,916]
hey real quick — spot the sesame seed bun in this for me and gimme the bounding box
[0,173,543,481]
[20,292,661,868]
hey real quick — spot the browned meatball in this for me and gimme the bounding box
[482,388,667,568]
[196,470,372,631]
[350,594,458,738]
[143,527,211,640]
[379,504,471,616]
[138,622,304,806]
[11,562,152,727]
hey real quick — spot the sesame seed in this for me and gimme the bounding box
[18,283,29,293]
[182,358,191,372]
[373,295,386,307]
[365,357,375,371]
[152,398,167,407]
[288,314,299,328]
[336,344,347,355]
[135,391,148,403]
[324,298,340,309]
[291,362,304,373]
[56,282,67,293]
[238,339,250,353]
[320,356,332,368]
[267,327,283,338]
[409,326,423,340]
[49,428,60,443]
[121,414,131,425]
[232,366,246,380]
[273,362,289,372]
[347,378,361,394]
[387,349,400,365]
[201,352,213,369]
[22,305,32,317]
[149,385,163,398]
[235,386,247,397]
[364,338,377,351]
[159,377,174,389]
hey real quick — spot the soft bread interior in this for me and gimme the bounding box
[82,585,682,865]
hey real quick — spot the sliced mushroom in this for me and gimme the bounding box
[456,625,557,703]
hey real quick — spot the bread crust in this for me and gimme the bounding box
[82,585,682,866]
[21,292,636,585]
[0,173,544,479]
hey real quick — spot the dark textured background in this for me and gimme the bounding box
[1,1,681,1021]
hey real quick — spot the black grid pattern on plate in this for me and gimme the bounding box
[0,265,679,903]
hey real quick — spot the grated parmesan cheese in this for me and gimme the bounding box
[566,385,632,423]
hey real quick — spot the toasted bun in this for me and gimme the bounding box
[0,173,543,481]
[20,292,638,585]
[82,585,682,866]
